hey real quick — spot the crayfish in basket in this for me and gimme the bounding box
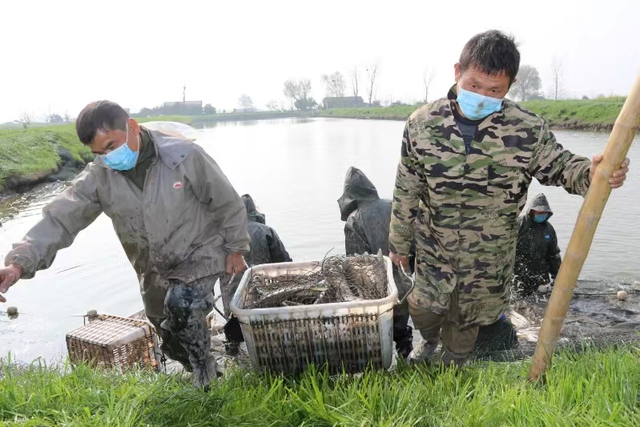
[242,254,389,309]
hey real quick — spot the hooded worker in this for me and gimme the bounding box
[514,193,562,297]
[0,101,249,388]
[241,195,292,266]
[338,166,414,359]
[221,195,293,355]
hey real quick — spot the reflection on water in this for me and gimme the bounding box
[1,118,639,363]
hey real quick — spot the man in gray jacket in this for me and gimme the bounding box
[0,101,249,388]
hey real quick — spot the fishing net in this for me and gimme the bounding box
[469,286,640,362]
[242,255,389,309]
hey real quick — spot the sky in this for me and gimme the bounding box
[1,0,639,123]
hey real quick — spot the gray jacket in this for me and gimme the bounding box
[6,131,249,300]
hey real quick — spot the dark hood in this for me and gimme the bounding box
[241,194,266,224]
[338,167,380,221]
[524,193,554,218]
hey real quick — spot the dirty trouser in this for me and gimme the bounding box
[144,273,242,364]
[142,274,220,386]
[408,288,479,364]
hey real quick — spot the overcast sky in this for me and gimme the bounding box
[1,0,639,123]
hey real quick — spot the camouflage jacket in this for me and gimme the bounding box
[389,85,591,328]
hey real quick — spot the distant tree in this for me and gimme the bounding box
[204,104,217,114]
[266,100,280,111]
[422,66,435,103]
[351,66,359,97]
[582,95,589,100]
[47,113,64,123]
[238,94,254,109]
[366,63,379,105]
[551,58,563,101]
[321,71,346,97]
[283,78,315,111]
[509,65,542,101]
[284,78,312,100]
[294,97,317,111]
[63,111,72,122]
[18,111,34,128]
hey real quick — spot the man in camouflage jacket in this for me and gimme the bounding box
[388,30,630,366]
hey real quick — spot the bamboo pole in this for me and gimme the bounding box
[529,74,640,381]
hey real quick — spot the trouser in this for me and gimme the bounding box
[142,273,243,372]
[408,288,479,364]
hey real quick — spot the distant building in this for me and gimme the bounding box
[162,101,203,115]
[322,96,365,109]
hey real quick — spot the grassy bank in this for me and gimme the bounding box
[522,97,625,130]
[2,347,639,426]
[0,111,310,193]
[317,97,627,131]
[318,105,414,121]
[0,125,93,193]
[136,110,311,126]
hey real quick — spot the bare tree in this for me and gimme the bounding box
[351,66,360,97]
[366,63,379,105]
[18,111,34,128]
[266,100,280,111]
[422,67,436,103]
[321,72,347,97]
[63,111,72,122]
[283,78,316,111]
[551,58,563,101]
[284,78,312,101]
[508,65,542,102]
[238,94,254,109]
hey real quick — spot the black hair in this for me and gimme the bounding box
[459,30,520,83]
[75,100,129,145]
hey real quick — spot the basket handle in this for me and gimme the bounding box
[397,263,416,306]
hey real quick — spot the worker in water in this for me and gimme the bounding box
[338,166,414,359]
[0,101,248,388]
[514,193,562,297]
[388,30,630,367]
[222,194,293,355]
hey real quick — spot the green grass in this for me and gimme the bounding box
[318,106,416,121]
[0,125,93,191]
[317,98,627,131]
[136,110,311,126]
[521,97,625,129]
[2,347,639,426]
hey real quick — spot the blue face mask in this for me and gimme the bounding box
[533,213,549,224]
[103,123,140,171]
[456,87,503,120]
